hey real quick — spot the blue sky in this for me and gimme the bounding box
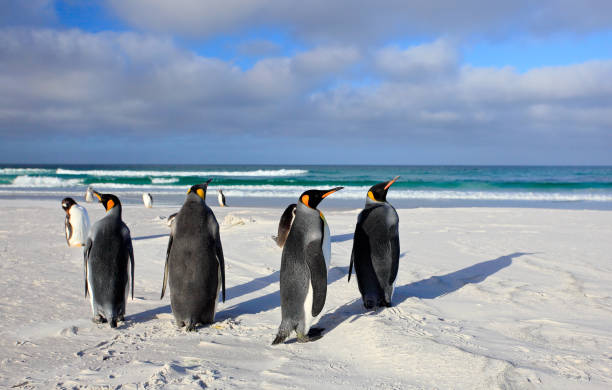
[1,0,611,165]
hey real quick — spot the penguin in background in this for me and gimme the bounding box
[161,180,226,331]
[62,197,90,247]
[272,187,343,345]
[85,186,95,203]
[217,189,228,207]
[273,203,296,248]
[349,176,400,310]
[84,191,134,328]
[143,193,153,208]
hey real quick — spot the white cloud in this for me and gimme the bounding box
[375,39,458,81]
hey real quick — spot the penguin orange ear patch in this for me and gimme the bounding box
[301,194,310,207]
[368,191,376,201]
[107,199,115,211]
[196,188,205,199]
[187,189,191,194]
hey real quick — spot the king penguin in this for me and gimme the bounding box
[348,176,400,309]
[142,193,153,208]
[274,203,296,248]
[62,197,90,247]
[161,180,226,331]
[272,187,343,344]
[217,189,228,207]
[84,191,134,328]
[85,186,95,203]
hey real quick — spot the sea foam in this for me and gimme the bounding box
[55,168,308,177]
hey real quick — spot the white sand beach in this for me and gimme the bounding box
[0,199,611,389]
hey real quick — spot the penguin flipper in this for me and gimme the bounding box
[305,241,327,317]
[215,228,226,302]
[161,233,172,299]
[128,240,135,300]
[389,234,400,285]
[83,238,92,297]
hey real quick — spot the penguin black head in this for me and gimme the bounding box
[93,191,121,212]
[299,187,344,209]
[187,179,213,201]
[61,197,77,212]
[367,176,400,203]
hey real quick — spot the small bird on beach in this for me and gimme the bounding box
[142,192,153,208]
[84,191,134,328]
[349,177,400,310]
[272,187,343,345]
[161,180,226,331]
[62,197,90,247]
[273,203,296,248]
[217,189,228,207]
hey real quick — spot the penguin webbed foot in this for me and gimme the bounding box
[92,315,107,324]
[109,318,118,328]
[272,329,290,345]
[296,328,325,343]
[363,299,377,311]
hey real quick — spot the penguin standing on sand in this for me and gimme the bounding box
[349,177,400,309]
[143,193,153,208]
[272,187,343,345]
[161,180,226,331]
[62,197,90,247]
[84,191,134,328]
[85,186,95,203]
[274,203,296,248]
[217,189,227,207]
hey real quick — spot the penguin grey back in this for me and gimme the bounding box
[349,178,400,309]
[161,181,226,331]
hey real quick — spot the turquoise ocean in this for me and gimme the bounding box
[1,165,611,209]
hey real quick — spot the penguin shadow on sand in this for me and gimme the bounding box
[316,252,531,337]
[330,233,353,243]
[132,233,169,241]
[126,302,172,325]
[393,252,532,303]
[217,265,349,320]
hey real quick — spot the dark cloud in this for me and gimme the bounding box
[107,1,612,43]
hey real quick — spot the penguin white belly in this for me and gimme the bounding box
[68,205,90,247]
[322,219,331,269]
[143,193,153,208]
[303,280,314,334]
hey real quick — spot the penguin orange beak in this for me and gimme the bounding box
[322,187,344,198]
[93,190,102,201]
[384,176,400,190]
